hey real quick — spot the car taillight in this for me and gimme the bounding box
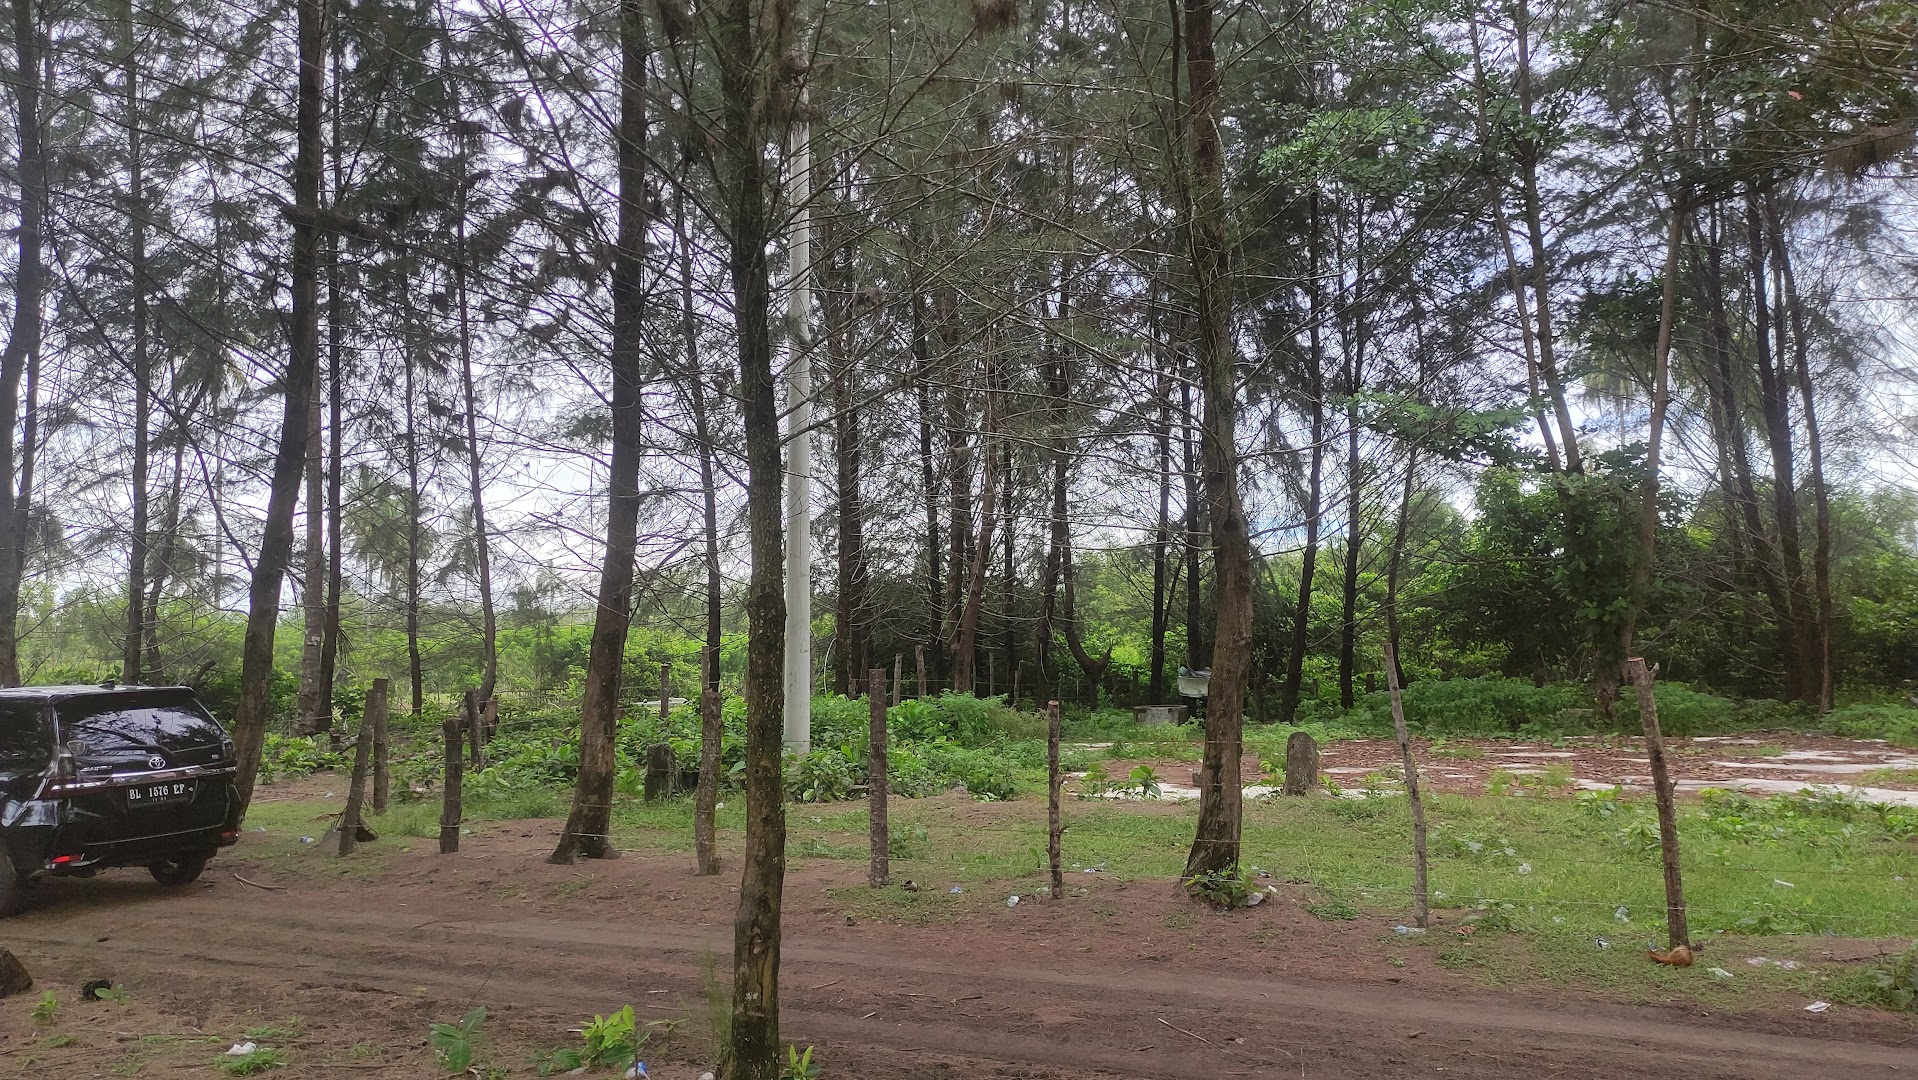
[220,736,236,761]
[50,854,73,866]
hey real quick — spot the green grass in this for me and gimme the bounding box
[240,711,1918,1012]
[1862,768,1918,786]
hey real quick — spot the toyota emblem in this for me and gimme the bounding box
[147,754,166,770]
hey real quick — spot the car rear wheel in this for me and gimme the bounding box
[148,853,209,886]
[0,849,26,917]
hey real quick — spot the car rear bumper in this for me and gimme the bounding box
[6,778,242,874]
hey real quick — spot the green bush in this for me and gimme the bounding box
[1350,677,1589,736]
[1645,685,1737,737]
[1817,703,1918,747]
[785,747,860,803]
[920,739,1017,800]
[1829,946,1918,1011]
[887,744,945,797]
[257,733,349,783]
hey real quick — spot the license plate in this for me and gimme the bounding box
[126,780,194,807]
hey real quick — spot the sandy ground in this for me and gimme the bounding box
[0,810,1914,1079]
[1096,732,1918,805]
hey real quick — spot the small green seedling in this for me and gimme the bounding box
[781,1044,821,1080]
[538,1005,665,1075]
[219,1047,287,1076]
[580,1005,638,1066]
[31,991,57,1025]
[92,984,131,1003]
[429,1006,487,1074]
[1128,765,1162,799]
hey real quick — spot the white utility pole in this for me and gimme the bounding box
[782,91,813,756]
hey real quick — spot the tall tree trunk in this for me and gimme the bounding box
[143,435,187,678]
[1337,222,1366,710]
[1180,375,1206,668]
[1702,207,1792,641]
[1179,0,1249,881]
[1281,194,1327,726]
[1034,319,1070,698]
[1384,449,1418,689]
[1149,377,1171,703]
[402,308,424,717]
[317,29,346,732]
[1000,438,1015,701]
[549,0,647,863]
[1060,536,1110,708]
[951,396,999,695]
[679,173,723,685]
[1764,195,1834,712]
[913,288,943,689]
[1617,19,1700,668]
[456,195,498,711]
[121,4,149,685]
[0,0,46,686]
[232,0,324,807]
[942,300,972,690]
[830,279,867,699]
[295,391,325,730]
[713,0,797,1071]
[1512,0,1581,474]
[1745,183,1812,701]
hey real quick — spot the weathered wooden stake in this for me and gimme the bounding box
[1047,699,1063,901]
[915,644,926,699]
[695,646,722,875]
[1630,657,1689,949]
[1382,640,1429,927]
[482,696,498,740]
[337,699,377,857]
[660,661,672,721]
[368,678,390,813]
[464,689,483,769]
[868,666,890,887]
[644,743,677,801]
[891,654,903,708]
[440,710,463,854]
[1280,731,1320,795]
[0,950,32,996]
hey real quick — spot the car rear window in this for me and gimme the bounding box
[0,701,50,766]
[56,695,226,756]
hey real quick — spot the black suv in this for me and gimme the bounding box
[0,684,241,915]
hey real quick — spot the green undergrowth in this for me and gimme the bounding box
[239,760,1918,1012]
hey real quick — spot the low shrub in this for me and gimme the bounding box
[1816,703,1918,748]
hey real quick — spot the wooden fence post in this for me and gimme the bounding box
[660,662,672,722]
[368,678,390,813]
[1382,640,1429,927]
[644,743,677,801]
[695,646,722,875]
[440,711,463,854]
[337,702,377,857]
[1630,657,1689,950]
[1048,699,1063,901]
[464,690,483,769]
[915,644,926,700]
[869,666,890,887]
[891,654,903,708]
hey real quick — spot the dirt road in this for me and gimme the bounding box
[1,831,1911,1079]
